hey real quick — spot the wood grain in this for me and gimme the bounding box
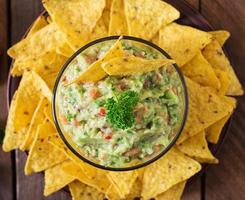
[201,1,245,199]
[0,1,13,200]
[185,0,200,10]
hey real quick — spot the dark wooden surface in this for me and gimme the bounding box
[0,0,244,199]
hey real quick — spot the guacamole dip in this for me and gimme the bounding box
[56,39,185,167]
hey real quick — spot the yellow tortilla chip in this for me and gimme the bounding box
[69,180,106,200]
[20,97,49,151]
[90,17,108,41]
[181,52,220,89]
[70,37,124,84]
[124,0,180,40]
[155,181,186,200]
[141,148,201,199]
[27,15,48,37]
[177,131,218,163]
[43,0,105,50]
[209,30,230,46]
[102,56,175,75]
[125,178,142,199]
[151,33,159,46]
[177,77,236,143]
[202,40,243,95]
[8,23,64,60]
[109,0,128,35]
[56,42,75,58]
[44,160,75,196]
[107,171,138,198]
[159,23,212,66]
[206,114,232,144]
[3,71,51,152]
[102,0,113,30]
[214,69,230,96]
[25,119,67,175]
[62,160,110,194]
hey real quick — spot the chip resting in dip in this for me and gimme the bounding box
[53,36,187,169]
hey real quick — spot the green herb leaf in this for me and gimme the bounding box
[105,91,139,130]
[0,128,5,145]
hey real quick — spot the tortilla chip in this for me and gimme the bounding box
[214,69,230,96]
[202,40,243,95]
[62,160,110,194]
[70,37,124,84]
[56,42,75,58]
[181,52,220,89]
[69,180,106,200]
[141,148,201,199]
[90,17,108,41]
[8,23,64,60]
[151,33,159,46]
[206,114,232,144]
[109,0,128,35]
[24,119,67,175]
[27,15,48,37]
[102,56,175,75]
[155,181,186,200]
[177,77,236,143]
[107,171,138,198]
[125,178,142,200]
[124,0,180,40]
[209,30,230,46]
[102,0,113,30]
[177,131,218,163]
[159,23,212,66]
[44,160,75,196]
[2,71,51,152]
[20,97,49,151]
[43,0,105,50]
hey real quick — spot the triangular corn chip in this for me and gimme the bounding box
[209,30,230,46]
[124,0,180,40]
[27,15,48,37]
[214,69,230,96]
[159,23,212,66]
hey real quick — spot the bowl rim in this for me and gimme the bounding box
[52,35,189,171]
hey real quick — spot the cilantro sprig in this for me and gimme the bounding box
[105,91,139,130]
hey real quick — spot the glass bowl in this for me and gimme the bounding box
[52,36,188,171]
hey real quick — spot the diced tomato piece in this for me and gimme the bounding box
[84,54,97,64]
[61,76,68,84]
[104,133,112,140]
[98,107,106,117]
[60,115,68,125]
[89,88,100,99]
[72,119,80,127]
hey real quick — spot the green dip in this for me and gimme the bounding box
[56,39,185,167]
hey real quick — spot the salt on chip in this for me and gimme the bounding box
[44,160,75,196]
[177,131,218,164]
[209,30,230,46]
[177,77,236,144]
[69,180,106,200]
[109,0,128,35]
[43,0,105,50]
[8,23,64,60]
[107,170,138,198]
[70,37,124,84]
[202,40,243,95]
[62,160,111,194]
[155,181,186,200]
[3,71,51,152]
[24,119,67,175]
[141,148,201,199]
[181,52,220,89]
[20,97,49,151]
[102,56,175,75]
[206,113,233,144]
[159,23,212,66]
[214,69,230,96]
[124,0,180,40]
[27,15,48,37]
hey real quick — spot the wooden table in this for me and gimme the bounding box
[0,0,244,199]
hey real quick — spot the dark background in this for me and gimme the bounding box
[0,0,244,199]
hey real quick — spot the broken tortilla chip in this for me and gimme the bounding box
[159,23,212,66]
[102,56,175,75]
[124,0,180,40]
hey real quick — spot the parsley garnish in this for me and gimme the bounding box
[105,91,139,130]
